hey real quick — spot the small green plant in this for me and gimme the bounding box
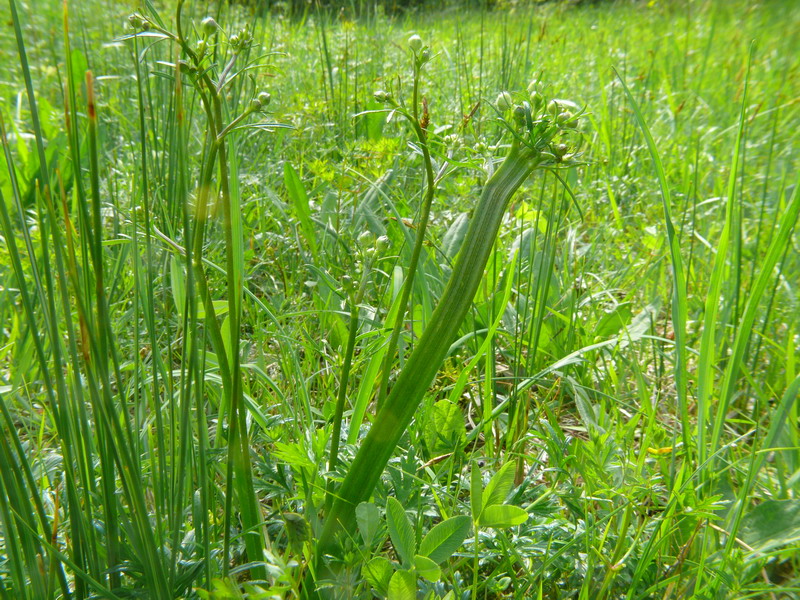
[360,498,471,598]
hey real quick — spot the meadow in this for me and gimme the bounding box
[0,0,799,598]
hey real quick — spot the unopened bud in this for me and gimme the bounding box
[529,90,544,111]
[373,90,393,104]
[128,14,143,29]
[376,235,390,253]
[258,91,272,106]
[557,111,573,125]
[249,97,262,111]
[513,105,526,126]
[496,91,513,112]
[358,231,375,248]
[341,275,357,295]
[201,16,219,36]
[408,34,423,52]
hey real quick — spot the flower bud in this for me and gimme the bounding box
[513,105,526,127]
[419,48,431,63]
[341,275,357,296]
[496,91,513,112]
[408,34,423,52]
[201,16,219,36]
[258,91,271,106]
[358,231,375,248]
[249,97,262,111]
[557,111,573,125]
[526,79,540,93]
[128,13,143,29]
[553,143,568,158]
[529,90,544,111]
[141,20,151,31]
[547,99,560,115]
[376,235,390,253]
[196,39,207,54]
[229,35,240,47]
[373,90,393,104]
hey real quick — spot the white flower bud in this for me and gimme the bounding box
[258,91,271,106]
[408,34,423,52]
[358,231,375,247]
[373,90,393,104]
[201,16,219,36]
[496,91,513,112]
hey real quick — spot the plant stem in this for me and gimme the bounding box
[316,142,539,556]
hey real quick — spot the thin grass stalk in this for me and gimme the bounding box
[375,84,438,411]
[615,69,691,455]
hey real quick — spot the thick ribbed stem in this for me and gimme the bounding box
[316,143,538,555]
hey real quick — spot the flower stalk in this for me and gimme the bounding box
[316,140,542,555]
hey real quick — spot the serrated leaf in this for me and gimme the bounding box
[419,515,471,564]
[477,504,528,528]
[387,569,416,600]
[386,497,416,567]
[483,461,516,509]
[356,502,381,546]
[470,465,483,521]
[413,554,441,582]
[363,556,393,596]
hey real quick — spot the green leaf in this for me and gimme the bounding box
[470,465,483,521]
[356,502,381,546]
[283,162,318,259]
[423,400,466,456]
[363,556,393,596]
[477,504,528,529]
[593,304,633,340]
[387,569,416,600]
[441,213,469,259]
[386,497,416,567]
[483,461,516,509]
[741,500,800,554]
[418,515,471,564]
[413,555,441,582]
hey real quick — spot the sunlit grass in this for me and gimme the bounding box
[0,0,798,598]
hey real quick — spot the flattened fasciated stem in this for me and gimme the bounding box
[316,142,539,555]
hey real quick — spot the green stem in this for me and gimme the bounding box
[376,117,436,411]
[316,142,538,555]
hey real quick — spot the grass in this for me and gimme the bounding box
[1,0,799,598]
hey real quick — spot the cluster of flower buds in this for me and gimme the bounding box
[494,82,584,165]
[229,27,253,53]
[128,13,152,31]
[373,89,395,105]
[249,91,272,112]
[408,34,432,65]
[358,231,391,260]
